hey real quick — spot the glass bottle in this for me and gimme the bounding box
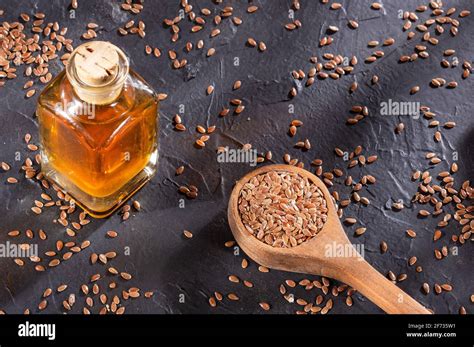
[37,41,158,218]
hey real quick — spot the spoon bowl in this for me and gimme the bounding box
[228,164,431,314]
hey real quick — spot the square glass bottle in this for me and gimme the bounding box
[37,41,158,218]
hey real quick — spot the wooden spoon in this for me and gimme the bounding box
[228,164,431,314]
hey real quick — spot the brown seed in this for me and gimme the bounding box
[120,272,132,280]
[371,2,382,10]
[259,302,270,311]
[209,297,217,307]
[395,123,405,133]
[418,210,430,217]
[38,300,48,311]
[410,86,420,94]
[183,230,193,239]
[227,293,239,301]
[228,275,240,283]
[355,227,366,236]
[25,89,36,98]
[247,5,258,13]
[107,230,118,238]
[128,201,139,213]
[348,20,359,29]
[233,80,241,90]
[224,241,235,248]
[49,259,60,267]
[14,259,25,266]
[43,288,53,298]
[1,162,11,171]
[247,38,257,47]
[214,292,223,301]
[206,48,216,57]
[441,284,453,292]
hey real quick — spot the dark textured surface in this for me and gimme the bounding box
[0,0,472,314]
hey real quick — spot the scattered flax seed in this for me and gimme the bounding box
[243,280,253,288]
[348,20,359,29]
[7,177,18,184]
[371,3,382,10]
[355,227,366,236]
[31,207,42,214]
[144,291,153,298]
[131,200,141,211]
[183,230,193,239]
[392,202,404,210]
[120,272,132,280]
[258,266,269,273]
[418,210,430,217]
[228,275,240,283]
[233,80,241,90]
[175,166,185,175]
[441,284,453,292]
[224,240,236,248]
[227,293,239,301]
[8,230,20,237]
[48,259,60,267]
[25,89,36,98]
[410,86,420,94]
[214,292,223,301]
[106,230,118,238]
[209,297,217,307]
[206,48,216,57]
[395,123,405,134]
[14,259,25,266]
[43,288,52,298]
[397,274,408,282]
[241,258,248,269]
[259,302,270,311]
[38,300,48,311]
[247,5,258,13]
[1,162,10,171]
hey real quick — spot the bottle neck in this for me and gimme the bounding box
[69,80,125,105]
[66,42,129,105]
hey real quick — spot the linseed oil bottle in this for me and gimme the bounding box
[37,41,158,218]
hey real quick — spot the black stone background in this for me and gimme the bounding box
[0,0,472,314]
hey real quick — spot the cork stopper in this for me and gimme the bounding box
[75,41,119,87]
[66,41,129,105]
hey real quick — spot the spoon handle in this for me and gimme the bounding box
[336,256,431,314]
